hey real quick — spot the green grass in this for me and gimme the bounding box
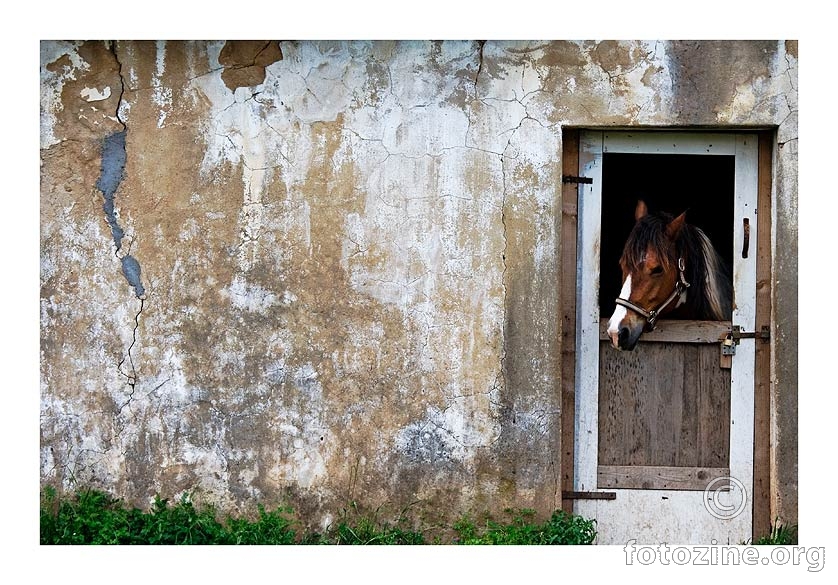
[316,502,425,545]
[40,487,295,545]
[40,487,595,545]
[750,520,798,545]
[453,508,597,545]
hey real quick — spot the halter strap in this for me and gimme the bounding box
[615,257,691,331]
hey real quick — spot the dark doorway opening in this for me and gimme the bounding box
[598,152,735,318]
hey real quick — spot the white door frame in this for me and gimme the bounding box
[574,130,758,544]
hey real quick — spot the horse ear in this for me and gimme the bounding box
[634,200,648,221]
[666,211,687,238]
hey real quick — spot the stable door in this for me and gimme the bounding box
[573,131,758,544]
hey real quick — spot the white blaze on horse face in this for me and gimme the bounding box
[607,274,632,342]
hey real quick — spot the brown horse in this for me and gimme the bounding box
[606,200,732,351]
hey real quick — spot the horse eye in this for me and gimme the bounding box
[650,266,664,275]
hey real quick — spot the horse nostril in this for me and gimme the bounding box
[618,327,629,344]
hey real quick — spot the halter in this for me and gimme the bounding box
[614,257,691,331]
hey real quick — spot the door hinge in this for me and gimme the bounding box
[562,490,616,500]
[562,175,593,184]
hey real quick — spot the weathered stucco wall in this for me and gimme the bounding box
[40,40,798,528]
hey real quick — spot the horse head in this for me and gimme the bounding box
[607,200,690,351]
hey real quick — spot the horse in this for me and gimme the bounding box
[606,200,732,351]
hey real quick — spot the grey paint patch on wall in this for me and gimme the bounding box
[120,255,145,298]
[96,129,145,297]
[97,130,127,248]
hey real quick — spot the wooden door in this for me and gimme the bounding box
[573,131,758,544]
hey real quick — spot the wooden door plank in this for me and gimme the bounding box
[560,129,579,514]
[697,344,731,467]
[598,465,731,491]
[679,344,699,467]
[752,132,773,539]
[602,132,737,155]
[658,345,684,467]
[599,318,731,343]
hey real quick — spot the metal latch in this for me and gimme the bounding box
[721,325,770,357]
[731,325,770,343]
[719,325,771,370]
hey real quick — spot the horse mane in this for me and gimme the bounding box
[622,211,732,320]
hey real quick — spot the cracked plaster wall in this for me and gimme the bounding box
[40,40,798,528]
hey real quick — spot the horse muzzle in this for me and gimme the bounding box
[609,322,644,351]
[616,324,644,351]
[606,310,645,351]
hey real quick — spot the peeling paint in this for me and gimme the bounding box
[152,41,172,128]
[40,41,88,148]
[218,40,284,91]
[81,86,112,102]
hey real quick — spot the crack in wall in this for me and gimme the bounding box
[782,48,796,91]
[61,446,110,486]
[96,43,148,403]
[109,42,127,130]
[464,42,486,150]
[598,46,655,87]
[474,40,485,89]
[116,298,144,408]
[498,146,510,401]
